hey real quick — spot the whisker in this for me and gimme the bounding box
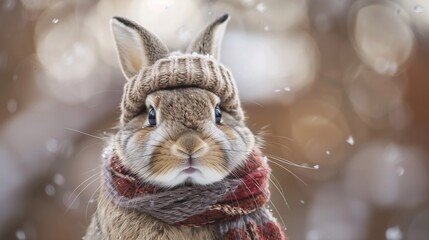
[265,141,291,152]
[66,128,105,140]
[245,171,287,230]
[86,183,102,223]
[267,154,318,170]
[80,166,101,176]
[228,171,259,219]
[263,134,296,143]
[269,174,289,209]
[269,160,307,186]
[66,177,99,213]
[69,173,100,202]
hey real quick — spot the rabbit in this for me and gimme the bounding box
[84,14,286,240]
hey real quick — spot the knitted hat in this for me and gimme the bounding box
[111,15,243,125]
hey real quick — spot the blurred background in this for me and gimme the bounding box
[1,0,429,239]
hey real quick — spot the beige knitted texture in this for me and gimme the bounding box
[120,54,243,125]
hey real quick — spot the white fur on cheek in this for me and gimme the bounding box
[135,125,168,178]
[121,124,168,184]
[206,122,249,171]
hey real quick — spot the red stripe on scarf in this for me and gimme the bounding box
[110,155,156,197]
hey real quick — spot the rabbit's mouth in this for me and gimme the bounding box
[180,157,202,174]
[182,167,197,174]
[179,159,210,175]
[149,161,228,187]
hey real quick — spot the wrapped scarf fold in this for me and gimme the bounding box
[103,149,286,240]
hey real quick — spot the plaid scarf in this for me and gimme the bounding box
[104,149,286,240]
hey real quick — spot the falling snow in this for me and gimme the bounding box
[256,2,266,13]
[414,5,424,14]
[53,174,65,186]
[346,136,355,145]
[45,184,56,196]
[52,18,59,24]
[274,87,291,93]
[385,226,403,240]
[15,230,26,240]
[313,165,320,170]
[46,138,59,153]
[263,156,268,163]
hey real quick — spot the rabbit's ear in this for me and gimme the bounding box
[111,17,169,80]
[186,14,230,61]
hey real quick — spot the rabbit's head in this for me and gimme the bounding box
[110,15,255,187]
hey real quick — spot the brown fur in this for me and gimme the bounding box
[85,14,257,239]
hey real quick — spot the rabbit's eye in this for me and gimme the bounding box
[215,105,222,124]
[148,107,156,126]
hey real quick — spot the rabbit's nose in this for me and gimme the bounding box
[171,133,208,158]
